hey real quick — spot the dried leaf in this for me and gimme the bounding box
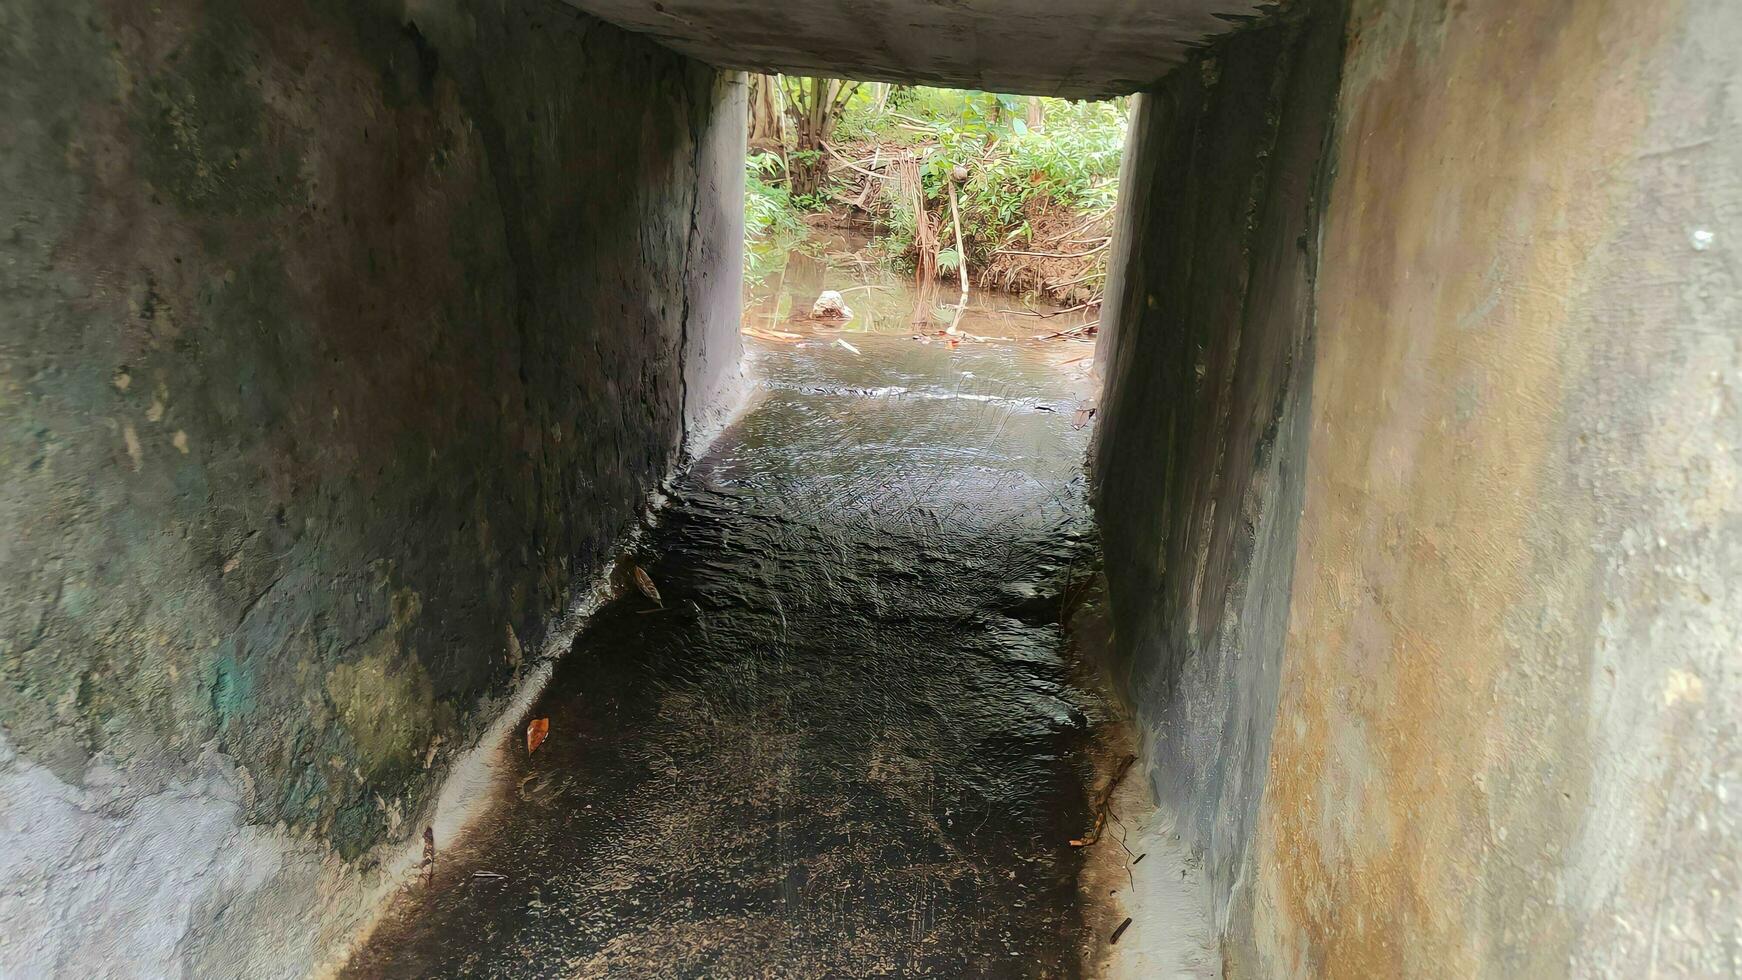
[632,565,662,605]
[526,717,549,755]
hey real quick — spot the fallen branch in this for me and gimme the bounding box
[995,241,1112,260]
[1036,320,1099,341]
[1043,270,1107,291]
[947,177,970,302]
[1014,300,1099,319]
[822,141,889,181]
[1057,206,1117,242]
[885,111,938,130]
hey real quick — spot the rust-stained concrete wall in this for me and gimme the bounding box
[1097,0,1742,975]
[1248,0,1740,974]
[0,0,743,973]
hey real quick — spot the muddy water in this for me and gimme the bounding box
[344,233,1111,978]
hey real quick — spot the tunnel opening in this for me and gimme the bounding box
[3,0,1738,975]
[343,77,1153,977]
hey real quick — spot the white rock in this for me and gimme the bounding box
[810,290,853,319]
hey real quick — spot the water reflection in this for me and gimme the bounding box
[746,228,1100,341]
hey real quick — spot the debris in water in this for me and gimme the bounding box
[526,717,549,755]
[1036,320,1099,341]
[471,871,508,881]
[422,826,436,885]
[1069,753,1136,847]
[632,565,662,605]
[836,338,861,355]
[744,326,803,342]
[1132,852,1147,865]
[1071,405,1097,430]
[1110,917,1133,945]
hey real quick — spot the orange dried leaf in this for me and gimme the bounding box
[632,565,662,605]
[526,717,549,755]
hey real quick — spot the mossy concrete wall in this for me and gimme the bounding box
[0,0,743,973]
[1096,0,1741,974]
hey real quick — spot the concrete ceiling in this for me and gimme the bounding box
[561,0,1280,99]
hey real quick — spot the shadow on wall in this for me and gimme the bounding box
[0,0,743,973]
[1092,0,1347,954]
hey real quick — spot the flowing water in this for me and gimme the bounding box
[344,230,1117,977]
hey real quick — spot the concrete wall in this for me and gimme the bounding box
[562,0,1279,100]
[0,0,743,973]
[1097,0,1742,975]
[1249,0,1741,974]
[1091,0,1346,948]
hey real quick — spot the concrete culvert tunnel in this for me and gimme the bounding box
[2,0,1738,976]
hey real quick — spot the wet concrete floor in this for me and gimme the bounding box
[344,234,1114,977]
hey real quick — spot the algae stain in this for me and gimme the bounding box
[210,649,257,727]
[327,648,445,776]
[326,588,450,776]
[130,7,300,216]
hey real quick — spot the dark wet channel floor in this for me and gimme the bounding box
[344,239,1110,978]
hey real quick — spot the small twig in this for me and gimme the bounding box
[421,827,436,886]
[1069,754,1137,848]
[1013,300,1098,319]
[1108,804,1137,889]
[1110,917,1134,945]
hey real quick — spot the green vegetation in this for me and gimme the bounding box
[742,81,1128,304]
[743,151,807,287]
[871,95,1125,279]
